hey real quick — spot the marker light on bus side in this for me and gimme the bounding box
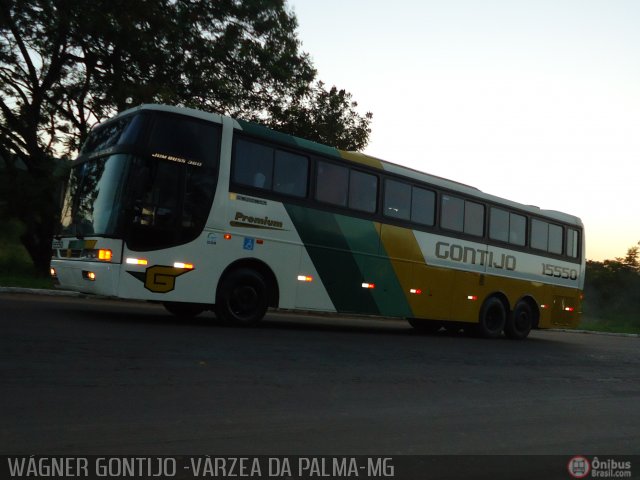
[126,258,148,265]
[173,262,194,269]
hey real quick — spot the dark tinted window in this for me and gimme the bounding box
[384,179,411,220]
[349,170,377,213]
[464,201,484,237]
[441,195,484,236]
[148,115,219,167]
[274,150,308,197]
[81,115,144,156]
[411,187,436,226]
[441,195,464,232]
[490,208,509,242]
[531,219,548,251]
[567,228,580,258]
[531,219,563,254]
[316,161,348,206]
[233,139,273,189]
[490,208,526,246]
[549,223,563,254]
[233,138,309,197]
[510,213,526,246]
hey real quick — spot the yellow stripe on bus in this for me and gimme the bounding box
[339,151,384,169]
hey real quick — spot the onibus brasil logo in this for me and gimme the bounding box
[568,456,591,478]
[568,456,632,478]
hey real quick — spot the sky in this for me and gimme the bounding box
[288,0,640,261]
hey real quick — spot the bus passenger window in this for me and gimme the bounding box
[464,201,484,236]
[384,179,410,220]
[531,219,548,251]
[316,161,348,206]
[567,228,579,258]
[490,208,509,242]
[349,170,377,213]
[411,186,435,226]
[274,150,308,197]
[440,195,464,232]
[509,213,526,246]
[548,224,563,255]
[233,139,274,190]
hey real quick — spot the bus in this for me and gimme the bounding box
[51,104,585,339]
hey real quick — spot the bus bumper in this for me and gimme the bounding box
[50,259,121,297]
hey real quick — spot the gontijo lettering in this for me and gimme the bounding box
[436,241,517,271]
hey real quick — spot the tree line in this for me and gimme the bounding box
[0,0,372,273]
[584,243,640,324]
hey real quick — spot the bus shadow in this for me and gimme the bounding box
[52,300,561,345]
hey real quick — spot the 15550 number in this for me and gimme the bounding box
[542,263,578,280]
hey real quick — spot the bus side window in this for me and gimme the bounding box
[411,186,435,226]
[349,170,377,213]
[384,179,411,220]
[316,161,348,206]
[490,207,509,242]
[548,223,563,255]
[273,150,308,197]
[509,213,526,246]
[441,195,464,232]
[531,219,548,251]
[233,139,274,190]
[567,228,579,258]
[464,200,484,236]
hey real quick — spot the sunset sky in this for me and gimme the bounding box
[289,0,640,261]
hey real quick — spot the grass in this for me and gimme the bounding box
[0,272,55,289]
[579,314,640,335]
[0,217,55,289]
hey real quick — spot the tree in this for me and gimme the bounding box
[584,243,640,324]
[619,243,639,271]
[266,81,372,151]
[0,0,372,273]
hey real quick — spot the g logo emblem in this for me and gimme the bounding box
[143,266,192,293]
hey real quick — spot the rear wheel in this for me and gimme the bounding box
[475,297,506,338]
[215,268,268,326]
[163,302,205,319]
[505,301,533,340]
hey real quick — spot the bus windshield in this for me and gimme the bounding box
[58,111,221,250]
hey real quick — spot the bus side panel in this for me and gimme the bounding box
[284,204,379,315]
[285,204,413,317]
[380,224,454,321]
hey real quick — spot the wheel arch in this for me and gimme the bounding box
[482,291,510,317]
[218,258,280,308]
[515,294,541,329]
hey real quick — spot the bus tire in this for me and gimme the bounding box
[505,301,533,340]
[215,268,268,326]
[163,302,205,319]
[408,318,441,333]
[476,297,506,338]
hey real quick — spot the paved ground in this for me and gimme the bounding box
[1,292,639,455]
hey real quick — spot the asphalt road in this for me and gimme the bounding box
[1,292,639,455]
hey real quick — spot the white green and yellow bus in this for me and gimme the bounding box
[51,104,584,339]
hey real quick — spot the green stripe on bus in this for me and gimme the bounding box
[237,120,342,159]
[284,204,379,314]
[333,216,413,318]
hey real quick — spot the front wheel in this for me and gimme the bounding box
[215,268,268,326]
[505,301,533,340]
